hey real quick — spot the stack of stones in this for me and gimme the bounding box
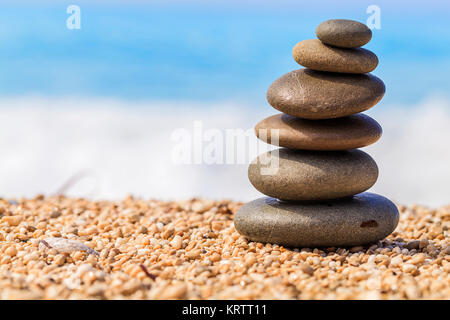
[235,19,399,248]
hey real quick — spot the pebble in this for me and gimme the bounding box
[316,19,372,48]
[402,264,417,273]
[49,210,62,219]
[255,113,382,150]
[266,69,385,119]
[248,148,378,201]
[419,238,429,249]
[405,240,420,250]
[293,39,378,73]
[5,246,17,257]
[1,215,22,226]
[300,264,314,276]
[234,193,399,247]
[170,235,183,250]
[160,284,187,299]
[390,256,403,266]
[350,246,364,253]
[39,238,99,256]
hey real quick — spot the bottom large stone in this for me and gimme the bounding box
[234,193,399,248]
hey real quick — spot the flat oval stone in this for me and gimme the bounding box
[293,39,378,73]
[266,69,385,119]
[316,19,372,48]
[234,193,399,247]
[248,148,378,201]
[255,113,382,150]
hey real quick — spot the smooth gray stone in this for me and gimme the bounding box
[316,19,372,48]
[248,148,378,201]
[293,39,378,73]
[266,69,386,120]
[234,193,399,248]
[254,113,382,150]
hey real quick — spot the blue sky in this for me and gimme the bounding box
[0,0,450,106]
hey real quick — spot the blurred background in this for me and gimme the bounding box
[0,0,449,206]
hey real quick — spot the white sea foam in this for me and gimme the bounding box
[0,95,448,207]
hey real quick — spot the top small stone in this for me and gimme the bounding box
[316,19,372,48]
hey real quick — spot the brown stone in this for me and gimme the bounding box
[316,19,372,48]
[255,113,382,150]
[293,39,378,73]
[248,148,378,201]
[266,69,385,119]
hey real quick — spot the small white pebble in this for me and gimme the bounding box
[170,235,182,250]
[402,264,417,273]
[137,249,150,256]
[40,238,99,256]
[390,256,403,266]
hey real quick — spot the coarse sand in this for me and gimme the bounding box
[0,195,448,299]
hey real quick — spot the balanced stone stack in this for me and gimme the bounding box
[235,19,399,248]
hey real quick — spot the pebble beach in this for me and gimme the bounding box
[0,196,448,300]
